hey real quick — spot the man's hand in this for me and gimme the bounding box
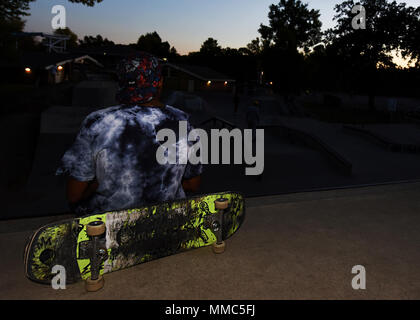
[182,176,201,193]
[66,177,98,205]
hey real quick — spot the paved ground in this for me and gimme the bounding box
[1,182,419,299]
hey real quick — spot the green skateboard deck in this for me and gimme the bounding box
[24,191,245,289]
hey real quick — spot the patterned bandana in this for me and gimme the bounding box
[116,52,162,105]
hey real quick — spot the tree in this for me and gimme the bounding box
[0,0,34,21]
[328,0,420,108]
[246,38,264,56]
[401,6,420,68]
[200,38,222,56]
[0,1,34,59]
[258,0,322,53]
[255,0,322,96]
[136,31,172,58]
[66,0,103,6]
[54,27,78,49]
[169,46,179,59]
[79,34,115,47]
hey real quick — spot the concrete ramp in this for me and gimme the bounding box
[344,124,420,154]
[40,105,100,134]
[6,105,103,219]
[72,81,118,107]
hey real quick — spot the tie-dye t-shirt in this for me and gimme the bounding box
[56,104,203,215]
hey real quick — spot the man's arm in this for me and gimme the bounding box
[182,175,201,193]
[66,177,98,205]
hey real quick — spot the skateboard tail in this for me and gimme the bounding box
[24,220,81,284]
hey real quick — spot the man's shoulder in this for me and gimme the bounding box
[164,105,189,121]
[82,105,122,130]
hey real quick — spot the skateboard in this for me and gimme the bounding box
[24,191,245,291]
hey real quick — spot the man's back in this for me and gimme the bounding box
[57,104,202,214]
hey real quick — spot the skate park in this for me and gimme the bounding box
[4,84,420,219]
[1,79,420,299]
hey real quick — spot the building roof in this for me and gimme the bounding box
[165,63,235,82]
[20,52,103,70]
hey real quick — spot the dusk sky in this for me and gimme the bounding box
[25,0,420,55]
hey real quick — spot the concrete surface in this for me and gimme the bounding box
[72,81,118,107]
[1,182,419,300]
[365,124,420,146]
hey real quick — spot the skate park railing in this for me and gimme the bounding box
[343,125,420,154]
[262,124,353,176]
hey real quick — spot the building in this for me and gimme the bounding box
[18,52,104,85]
[163,63,235,92]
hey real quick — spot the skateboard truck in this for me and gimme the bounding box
[83,221,107,292]
[206,198,229,254]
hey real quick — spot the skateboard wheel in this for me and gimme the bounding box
[215,198,229,210]
[85,275,105,292]
[86,221,106,237]
[212,241,226,254]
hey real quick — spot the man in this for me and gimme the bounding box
[56,52,202,216]
[233,88,239,114]
[245,100,261,165]
[246,100,260,134]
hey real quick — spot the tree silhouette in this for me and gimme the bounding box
[199,38,222,56]
[0,0,35,20]
[328,0,419,109]
[66,0,103,6]
[255,0,322,96]
[136,31,171,58]
[79,34,115,47]
[401,6,420,68]
[258,0,322,53]
[54,27,78,49]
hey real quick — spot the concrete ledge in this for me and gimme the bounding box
[343,125,420,154]
[246,180,420,207]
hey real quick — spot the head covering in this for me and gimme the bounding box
[116,52,162,105]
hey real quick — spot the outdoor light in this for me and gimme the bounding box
[207,81,212,86]
[25,67,31,73]
[224,81,228,85]
[57,65,63,71]
[269,81,273,85]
